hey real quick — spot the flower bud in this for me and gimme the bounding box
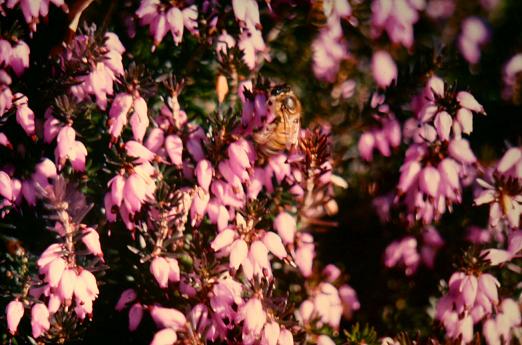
[216,74,229,103]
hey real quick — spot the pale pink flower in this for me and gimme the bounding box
[195,159,213,191]
[273,212,296,244]
[6,299,24,335]
[239,297,266,335]
[317,335,336,345]
[312,22,348,82]
[261,321,280,345]
[14,93,35,137]
[165,134,183,166]
[150,328,177,345]
[31,303,50,338]
[295,233,315,277]
[150,306,186,330]
[459,17,489,65]
[372,51,397,88]
[57,268,77,302]
[278,328,294,345]
[129,96,149,142]
[150,256,170,288]
[82,227,103,257]
[262,232,287,259]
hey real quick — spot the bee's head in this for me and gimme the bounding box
[270,84,291,96]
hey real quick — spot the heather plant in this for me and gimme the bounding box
[0,1,521,345]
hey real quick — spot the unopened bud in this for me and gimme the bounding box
[216,74,229,103]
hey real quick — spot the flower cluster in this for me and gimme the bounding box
[397,76,485,224]
[5,178,103,338]
[136,0,198,47]
[66,31,125,110]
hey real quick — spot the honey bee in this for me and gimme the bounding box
[253,85,302,157]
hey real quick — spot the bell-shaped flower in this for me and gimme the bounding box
[150,328,177,345]
[150,306,186,330]
[273,212,296,244]
[128,303,143,332]
[372,50,397,88]
[115,288,137,311]
[165,134,183,166]
[129,96,149,142]
[150,256,170,288]
[31,303,50,338]
[6,300,24,335]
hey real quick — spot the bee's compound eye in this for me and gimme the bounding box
[293,118,299,124]
[271,85,290,96]
[283,96,296,111]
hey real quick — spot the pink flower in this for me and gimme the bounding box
[115,289,137,311]
[372,51,397,88]
[312,23,348,82]
[211,228,236,252]
[165,134,183,166]
[6,299,24,335]
[195,159,213,191]
[10,41,30,76]
[129,303,144,331]
[239,297,266,335]
[459,17,489,64]
[125,141,155,163]
[150,306,186,330]
[261,321,280,345]
[273,212,296,244]
[14,93,35,137]
[55,126,88,171]
[371,0,423,48]
[262,232,287,259]
[457,91,486,114]
[317,335,336,345]
[0,171,13,201]
[82,227,103,257]
[229,239,248,270]
[150,328,177,345]
[150,256,170,288]
[109,93,133,139]
[57,268,77,302]
[277,329,294,345]
[295,233,315,277]
[129,96,149,142]
[31,303,50,338]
